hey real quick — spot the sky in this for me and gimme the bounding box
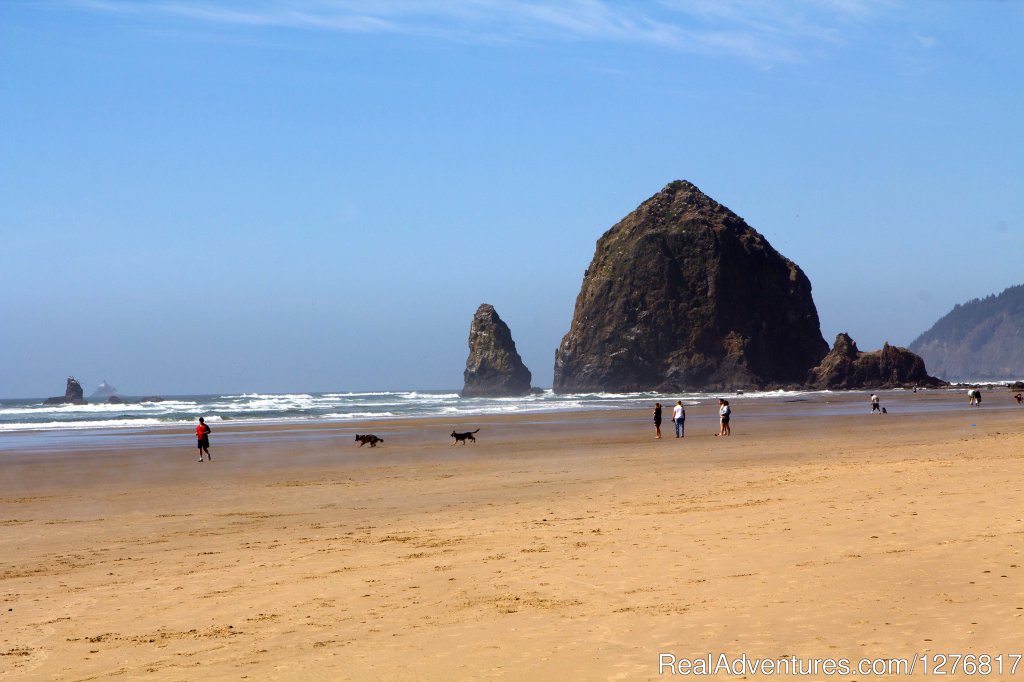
[1,0,1022,397]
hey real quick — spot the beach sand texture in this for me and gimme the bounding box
[2,393,1023,680]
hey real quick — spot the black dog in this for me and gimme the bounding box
[355,434,383,448]
[450,429,479,445]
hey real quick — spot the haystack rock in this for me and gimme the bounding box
[44,376,87,405]
[808,333,944,389]
[462,304,532,397]
[554,180,828,392]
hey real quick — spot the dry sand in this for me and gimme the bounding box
[2,392,1024,680]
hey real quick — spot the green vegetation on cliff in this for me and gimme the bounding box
[909,285,1024,380]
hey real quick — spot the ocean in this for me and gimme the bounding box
[0,389,772,433]
[0,385,1002,452]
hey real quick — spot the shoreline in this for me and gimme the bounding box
[2,386,1020,454]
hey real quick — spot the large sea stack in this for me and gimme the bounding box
[461,304,532,397]
[808,333,944,389]
[554,181,828,392]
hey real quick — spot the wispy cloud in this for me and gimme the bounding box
[63,0,892,64]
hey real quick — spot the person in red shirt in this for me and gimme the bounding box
[196,417,211,462]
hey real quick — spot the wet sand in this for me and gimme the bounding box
[2,392,1023,680]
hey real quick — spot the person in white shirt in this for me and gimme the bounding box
[672,400,686,438]
[718,399,731,436]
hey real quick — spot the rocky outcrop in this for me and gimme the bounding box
[462,304,532,397]
[44,376,87,405]
[554,180,828,392]
[808,333,944,389]
[909,284,1024,380]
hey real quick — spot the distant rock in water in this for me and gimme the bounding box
[554,180,828,392]
[107,395,125,404]
[808,333,944,389]
[43,376,87,405]
[462,304,532,397]
[140,396,165,403]
[909,284,1024,380]
[90,380,119,400]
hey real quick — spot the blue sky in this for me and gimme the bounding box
[2,0,1022,397]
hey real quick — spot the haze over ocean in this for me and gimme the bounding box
[2,1,1022,397]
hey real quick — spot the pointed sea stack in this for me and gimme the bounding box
[462,304,532,397]
[43,376,88,405]
[554,180,829,392]
[808,333,944,389]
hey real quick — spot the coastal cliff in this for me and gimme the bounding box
[462,304,533,397]
[553,181,828,392]
[910,284,1024,380]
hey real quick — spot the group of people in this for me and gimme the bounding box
[652,399,731,439]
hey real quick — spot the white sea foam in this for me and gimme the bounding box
[0,387,872,438]
[322,412,398,420]
[0,418,184,432]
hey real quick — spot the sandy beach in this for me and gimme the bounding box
[2,392,1023,680]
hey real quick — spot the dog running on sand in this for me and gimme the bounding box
[355,434,383,448]
[450,429,479,445]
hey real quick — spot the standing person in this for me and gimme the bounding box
[672,400,686,438]
[718,399,731,436]
[196,417,211,462]
[870,394,881,413]
[653,402,663,440]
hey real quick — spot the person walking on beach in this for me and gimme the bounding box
[672,400,686,438]
[968,388,982,407]
[870,394,881,413]
[196,417,211,461]
[717,399,731,436]
[653,402,663,439]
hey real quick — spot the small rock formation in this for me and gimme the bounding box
[140,396,165,403]
[461,304,532,397]
[43,376,88,405]
[107,395,125,404]
[808,333,944,389]
[554,180,828,392]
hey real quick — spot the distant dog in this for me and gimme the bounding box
[450,429,479,445]
[355,434,383,448]
[881,407,887,414]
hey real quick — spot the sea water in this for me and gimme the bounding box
[0,389,750,432]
